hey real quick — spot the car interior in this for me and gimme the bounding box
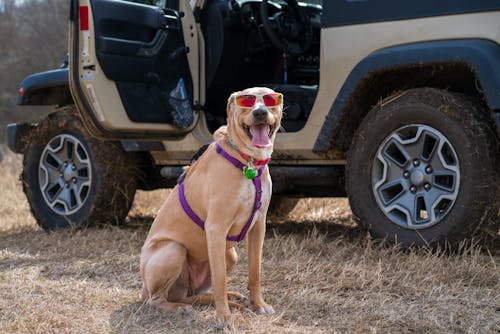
[88,0,322,133]
[200,0,322,133]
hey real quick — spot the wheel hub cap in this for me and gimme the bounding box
[62,163,77,182]
[409,169,425,186]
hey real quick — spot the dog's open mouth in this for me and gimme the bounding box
[243,124,275,148]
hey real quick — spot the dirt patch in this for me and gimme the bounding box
[0,150,498,333]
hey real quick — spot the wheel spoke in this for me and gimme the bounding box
[69,187,80,209]
[66,139,74,161]
[46,167,62,185]
[377,180,406,205]
[76,167,90,181]
[433,171,457,193]
[74,142,89,165]
[438,141,459,170]
[44,152,63,170]
[413,195,427,223]
[45,181,64,203]
[384,192,414,227]
[382,138,411,167]
[420,131,439,162]
[433,197,454,221]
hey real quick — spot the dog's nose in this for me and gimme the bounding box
[252,107,269,123]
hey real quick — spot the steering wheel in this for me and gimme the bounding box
[260,0,313,54]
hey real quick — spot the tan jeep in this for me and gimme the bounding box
[8,0,500,246]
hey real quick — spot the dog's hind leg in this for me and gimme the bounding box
[141,240,192,312]
[226,247,238,274]
[225,247,247,301]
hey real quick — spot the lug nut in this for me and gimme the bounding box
[73,177,77,183]
[413,159,420,167]
[425,166,433,174]
[424,183,431,191]
[72,165,76,171]
[403,171,410,178]
[410,186,417,193]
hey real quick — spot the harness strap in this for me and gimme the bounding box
[178,142,265,242]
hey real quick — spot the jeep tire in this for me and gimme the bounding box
[22,107,137,231]
[346,88,499,246]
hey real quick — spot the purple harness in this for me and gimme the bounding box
[178,142,264,242]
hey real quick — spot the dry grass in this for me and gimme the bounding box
[0,147,498,333]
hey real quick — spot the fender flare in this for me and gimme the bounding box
[314,38,500,153]
[17,68,72,106]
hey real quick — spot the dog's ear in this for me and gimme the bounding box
[213,125,228,141]
[226,92,238,117]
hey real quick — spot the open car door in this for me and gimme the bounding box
[69,0,199,138]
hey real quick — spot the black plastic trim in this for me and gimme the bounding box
[7,123,36,154]
[270,165,346,196]
[314,39,500,153]
[17,69,71,105]
[121,140,165,152]
[322,0,500,27]
[157,164,346,197]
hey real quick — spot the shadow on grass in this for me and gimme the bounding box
[267,218,365,243]
[109,301,233,333]
[0,215,366,287]
[0,216,154,285]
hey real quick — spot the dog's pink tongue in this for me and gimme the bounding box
[251,124,271,148]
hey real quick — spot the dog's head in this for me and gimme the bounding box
[225,87,283,160]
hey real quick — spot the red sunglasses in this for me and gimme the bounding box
[234,93,283,108]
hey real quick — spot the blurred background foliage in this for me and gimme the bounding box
[0,0,69,142]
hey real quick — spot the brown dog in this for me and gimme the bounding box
[140,87,283,321]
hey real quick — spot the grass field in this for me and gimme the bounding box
[0,147,498,333]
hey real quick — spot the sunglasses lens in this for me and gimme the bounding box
[263,93,283,107]
[236,95,256,108]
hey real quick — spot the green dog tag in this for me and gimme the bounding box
[244,166,256,180]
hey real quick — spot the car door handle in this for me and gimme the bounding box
[137,9,182,57]
[161,8,182,30]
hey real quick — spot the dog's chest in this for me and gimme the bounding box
[227,178,271,233]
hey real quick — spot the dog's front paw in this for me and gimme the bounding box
[216,309,232,322]
[176,304,194,313]
[255,304,275,315]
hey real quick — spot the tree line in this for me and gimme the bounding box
[0,0,68,143]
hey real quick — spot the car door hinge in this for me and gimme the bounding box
[193,104,204,111]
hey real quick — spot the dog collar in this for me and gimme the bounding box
[229,139,270,179]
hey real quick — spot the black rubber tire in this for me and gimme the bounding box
[22,106,137,231]
[346,88,499,247]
